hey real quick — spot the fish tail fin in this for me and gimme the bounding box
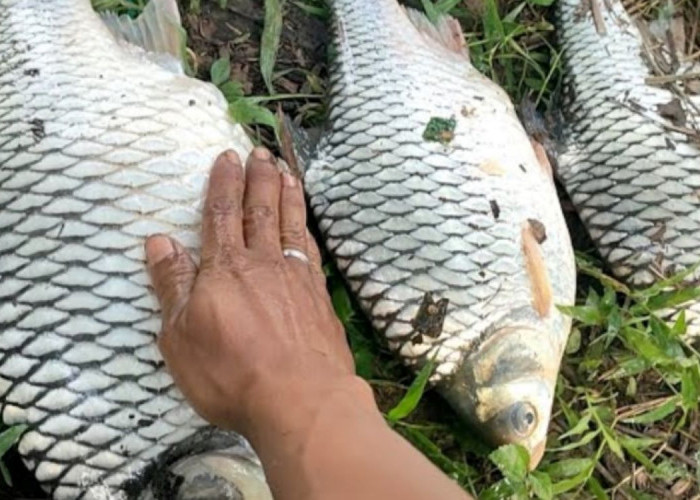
[99,0,187,73]
[402,8,469,61]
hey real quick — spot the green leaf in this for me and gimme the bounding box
[210,55,231,87]
[559,413,591,439]
[331,283,354,325]
[386,360,435,422]
[529,471,553,500]
[599,423,624,460]
[482,0,504,40]
[489,444,530,483]
[544,458,595,479]
[551,466,594,494]
[0,461,11,487]
[528,0,554,5]
[586,476,609,500]
[261,0,285,94]
[229,99,277,129]
[681,366,700,412]
[0,425,26,459]
[421,0,441,23]
[219,81,245,102]
[646,287,700,311]
[621,396,679,424]
[555,430,600,451]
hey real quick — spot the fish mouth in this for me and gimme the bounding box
[439,324,559,468]
[135,429,272,500]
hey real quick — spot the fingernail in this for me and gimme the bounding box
[145,236,175,266]
[283,172,298,187]
[252,147,271,160]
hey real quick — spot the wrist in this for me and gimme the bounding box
[242,374,379,453]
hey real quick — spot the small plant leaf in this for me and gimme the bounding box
[489,444,530,483]
[529,471,554,500]
[261,0,285,94]
[387,360,435,422]
[229,99,277,129]
[622,396,679,424]
[210,55,231,87]
[0,425,26,459]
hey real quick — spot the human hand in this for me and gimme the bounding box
[144,148,370,438]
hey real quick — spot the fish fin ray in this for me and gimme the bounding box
[99,0,186,73]
[278,112,321,178]
[402,8,469,60]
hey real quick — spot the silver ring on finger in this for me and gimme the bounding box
[282,247,309,264]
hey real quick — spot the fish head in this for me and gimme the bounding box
[441,323,563,469]
[137,430,272,500]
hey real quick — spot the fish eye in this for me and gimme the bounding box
[509,402,538,437]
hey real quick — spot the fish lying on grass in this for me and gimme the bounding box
[557,0,700,336]
[302,0,577,467]
[0,0,273,498]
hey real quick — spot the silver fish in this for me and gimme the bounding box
[557,0,700,335]
[0,0,273,498]
[304,0,577,466]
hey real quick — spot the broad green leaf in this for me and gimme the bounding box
[219,81,244,102]
[619,437,658,474]
[229,99,277,129]
[210,56,231,87]
[261,0,285,94]
[386,360,435,422]
[482,0,505,40]
[0,425,26,458]
[529,471,553,500]
[557,304,603,326]
[621,396,679,424]
[559,413,591,439]
[671,309,687,337]
[489,444,530,483]
[551,466,594,494]
[528,0,555,5]
[544,458,594,479]
[331,283,354,325]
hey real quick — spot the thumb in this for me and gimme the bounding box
[145,235,198,326]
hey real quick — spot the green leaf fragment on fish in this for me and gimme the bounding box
[386,359,435,422]
[0,424,27,486]
[422,117,457,144]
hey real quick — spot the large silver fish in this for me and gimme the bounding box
[557,0,700,335]
[0,0,273,498]
[304,0,577,466]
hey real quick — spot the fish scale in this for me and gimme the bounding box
[0,1,275,499]
[557,0,700,337]
[305,0,576,463]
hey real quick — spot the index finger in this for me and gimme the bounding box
[200,150,246,266]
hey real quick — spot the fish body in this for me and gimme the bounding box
[305,0,577,464]
[557,0,700,334]
[0,0,272,498]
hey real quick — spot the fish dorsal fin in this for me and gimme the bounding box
[99,0,186,73]
[402,8,469,60]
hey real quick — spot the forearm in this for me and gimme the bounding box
[247,377,473,500]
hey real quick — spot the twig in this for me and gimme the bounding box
[645,72,700,85]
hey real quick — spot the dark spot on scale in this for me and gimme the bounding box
[474,95,484,101]
[29,118,45,140]
[189,99,196,106]
[410,292,449,341]
[527,218,547,243]
[138,418,154,427]
[99,74,104,79]
[489,199,500,219]
[519,164,527,173]
[23,68,39,77]
[665,137,676,150]
[479,270,486,278]
[128,414,135,419]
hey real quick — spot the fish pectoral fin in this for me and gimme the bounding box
[402,8,469,60]
[99,0,186,74]
[278,112,322,178]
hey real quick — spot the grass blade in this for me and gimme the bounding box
[386,359,435,422]
[261,0,285,94]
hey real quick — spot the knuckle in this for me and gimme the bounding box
[280,225,306,244]
[206,195,241,217]
[244,205,275,225]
